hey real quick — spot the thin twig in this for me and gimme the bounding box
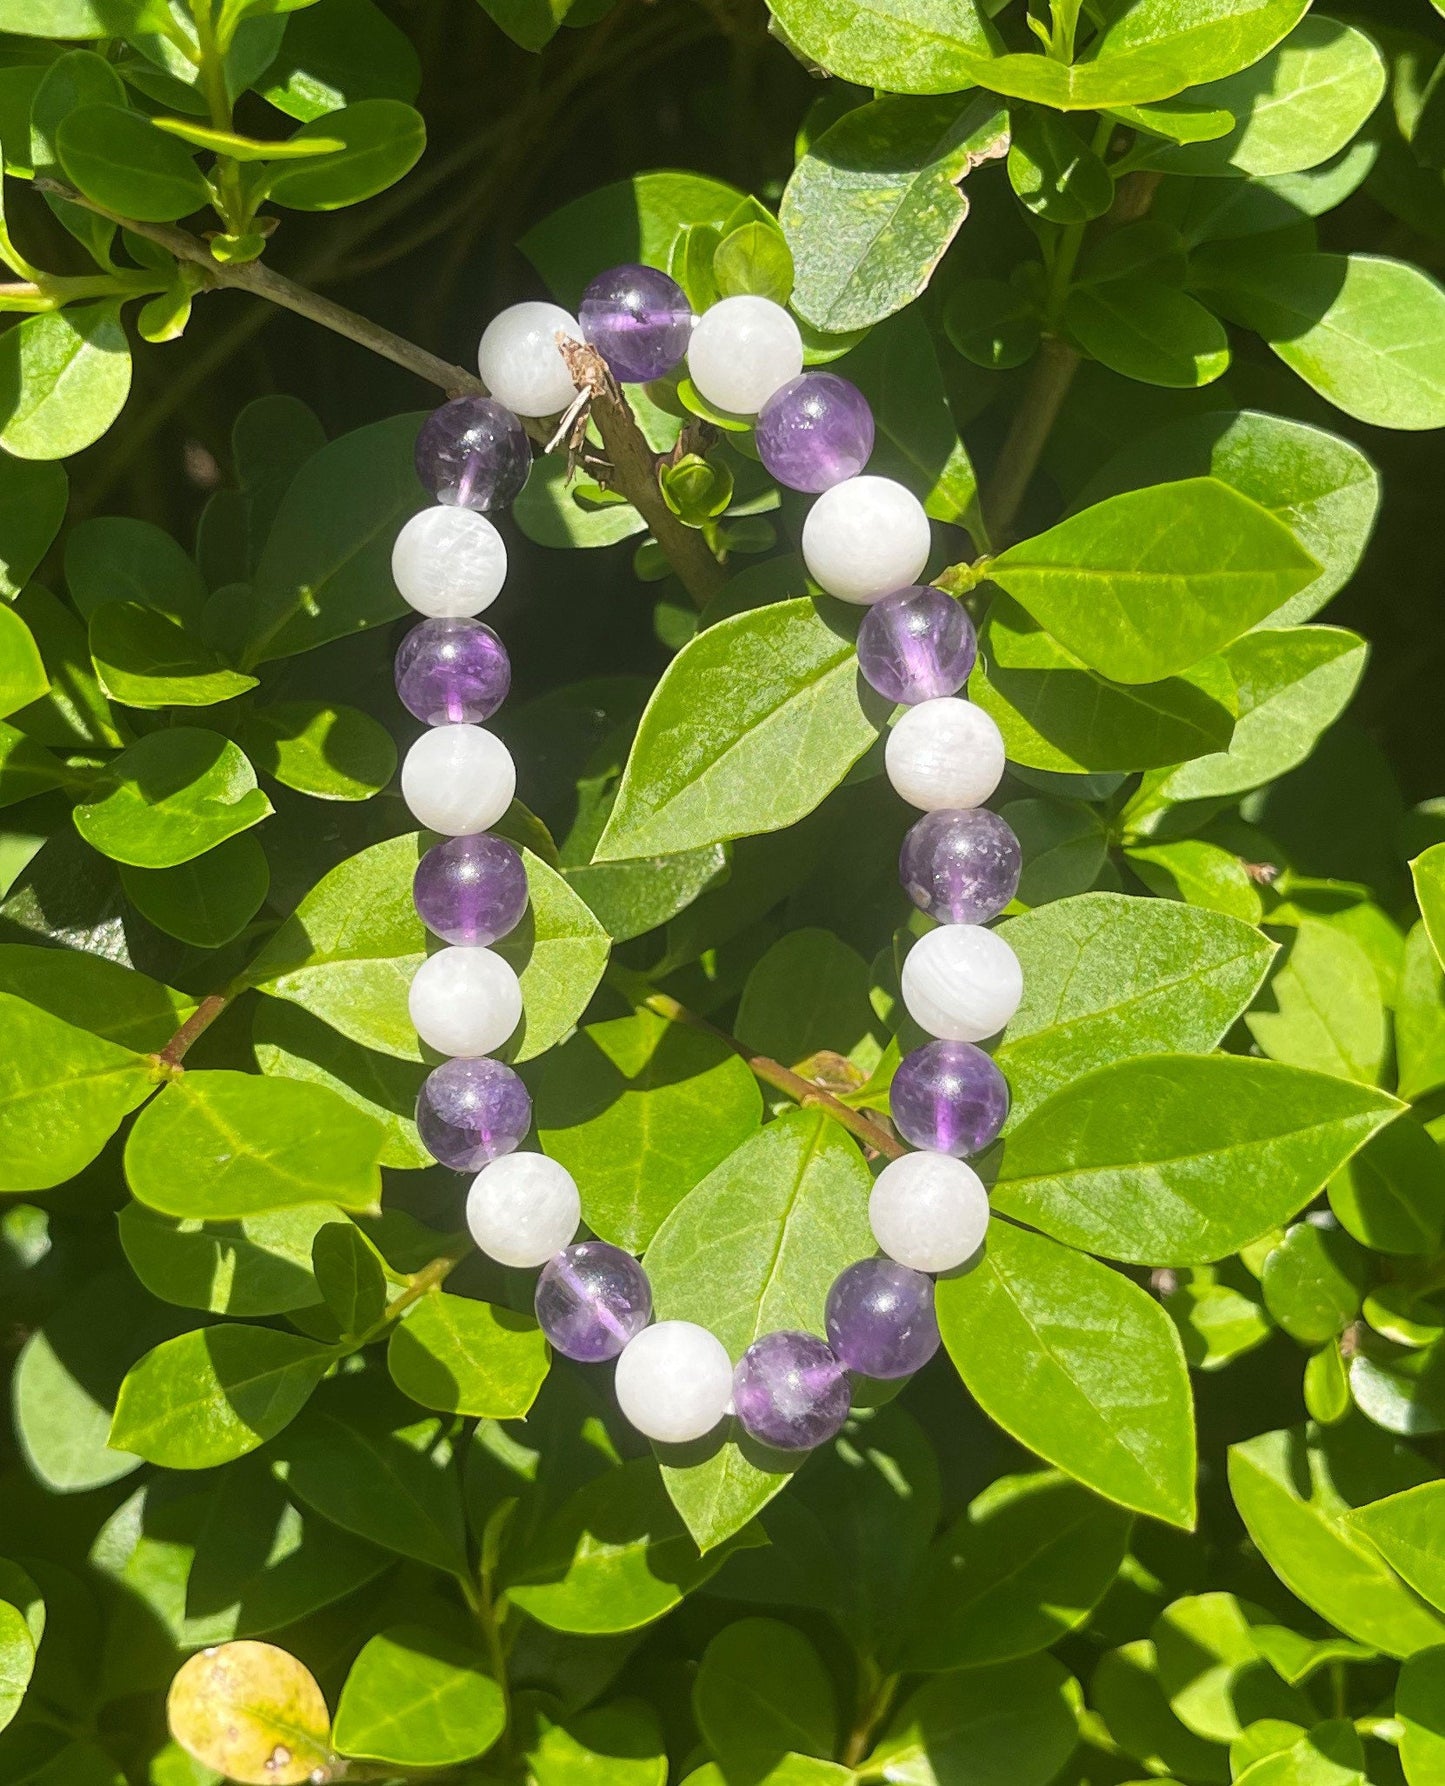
[155,991,229,1068]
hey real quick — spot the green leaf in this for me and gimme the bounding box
[121,833,270,949]
[1260,1222,1368,1346]
[1150,1594,1314,1745]
[0,1599,34,1734]
[387,1290,549,1419]
[264,99,425,209]
[0,456,65,598]
[994,892,1276,1122]
[168,1641,331,1786]
[994,1055,1399,1267]
[73,727,271,867]
[988,478,1320,684]
[332,1624,504,1767]
[1234,1720,1365,1786]
[118,1200,343,1315]
[125,1070,384,1219]
[151,116,343,160]
[1350,1482,1445,1615]
[1009,108,1112,224]
[242,412,421,666]
[693,1618,836,1767]
[0,941,193,1049]
[944,276,1041,371]
[0,991,156,1191]
[57,104,209,222]
[477,0,574,52]
[524,1701,668,1786]
[565,844,726,945]
[89,603,258,708]
[506,1456,747,1634]
[714,219,795,305]
[241,700,396,801]
[1397,922,1445,1103]
[110,1325,333,1468]
[1416,845,1445,973]
[972,596,1237,773]
[0,606,46,716]
[1195,250,1445,431]
[767,0,996,96]
[597,598,884,860]
[1092,1639,1229,1781]
[514,455,645,550]
[1246,921,1388,1084]
[536,1009,762,1252]
[644,1110,874,1545]
[898,1470,1131,1671]
[1398,1647,1445,1786]
[868,1654,1079,1786]
[65,514,208,625]
[737,927,879,1071]
[1330,1115,1445,1258]
[1349,1346,1445,1439]
[937,1222,1196,1527]
[311,1220,387,1335]
[1167,1271,1271,1372]
[781,92,1008,333]
[0,303,131,461]
[1228,1421,1445,1658]
[1128,837,1264,923]
[1066,279,1230,388]
[1005,796,1108,907]
[257,0,422,122]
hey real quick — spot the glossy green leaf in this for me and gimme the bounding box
[1167,1272,1271,1372]
[387,1290,549,1419]
[1152,1594,1312,1743]
[0,455,65,599]
[0,303,131,461]
[693,1618,836,1767]
[1329,1116,1445,1257]
[311,1220,387,1336]
[264,99,425,209]
[1397,922,1445,1103]
[1067,279,1230,388]
[1232,1719,1365,1786]
[737,927,879,1071]
[124,1070,384,1218]
[989,478,1319,684]
[1228,1422,1445,1657]
[937,1222,1196,1526]
[0,943,192,1049]
[111,1325,333,1468]
[332,1624,504,1766]
[1350,1482,1445,1615]
[868,1654,1079,1786]
[1398,1646,1445,1786]
[258,0,422,121]
[118,1201,342,1316]
[1128,836,1263,923]
[1009,108,1112,223]
[0,606,46,717]
[121,832,270,949]
[525,1700,668,1786]
[1417,845,1445,973]
[57,104,208,221]
[0,1600,33,1733]
[89,603,257,709]
[769,0,999,93]
[65,514,207,626]
[782,92,1008,333]
[73,728,271,867]
[150,116,342,159]
[1247,921,1388,1084]
[241,700,396,801]
[1091,1639,1229,1782]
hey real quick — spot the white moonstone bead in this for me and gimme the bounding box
[392,506,506,617]
[870,1151,990,1273]
[801,475,931,604]
[613,1320,734,1445]
[400,725,516,836]
[409,946,522,1057]
[686,295,803,416]
[885,697,1006,811]
[477,301,582,417]
[467,1152,580,1268]
[901,924,1023,1043]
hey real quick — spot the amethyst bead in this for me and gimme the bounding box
[395,618,511,726]
[890,1039,1009,1157]
[899,807,1021,925]
[413,833,529,947]
[535,1241,653,1362]
[755,373,875,493]
[416,1056,532,1171]
[732,1330,852,1452]
[857,585,977,705]
[825,1258,940,1379]
[579,264,693,383]
[415,396,532,512]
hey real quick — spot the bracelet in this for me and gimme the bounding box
[390,266,1025,1455]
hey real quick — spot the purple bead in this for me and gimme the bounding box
[857,585,976,704]
[579,264,693,383]
[535,1241,652,1362]
[395,618,511,726]
[415,397,531,512]
[413,834,529,947]
[416,1056,532,1171]
[755,373,875,493]
[825,1258,940,1379]
[732,1330,852,1452]
[899,808,1021,925]
[890,1040,1009,1157]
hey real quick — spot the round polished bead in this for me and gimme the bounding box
[535,1241,653,1362]
[416,1056,532,1171]
[890,1040,1009,1157]
[395,618,511,726]
[392,506,507,618]
[477,301,582,418]
[415,397,532,512]
[467,1151,580,1268]
[732,1330,851,1451]
[885,697,1005,811]
[901,924,1023,1043]
[579,264,693,383]
[400,725,516,836]
[899,808,1021,925]
[409,946,522,1057]
[686,295,803,416]
[857,585,977,704]
[825,1258,940,1379]
[801,475,931,605]
[614,1320,734,1445]
[413,833,529,947]
[755,373,874,493]
[870,1151,990,1273]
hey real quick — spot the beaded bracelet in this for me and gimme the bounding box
[391,265,1025,1456]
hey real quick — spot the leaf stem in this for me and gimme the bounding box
[155,991,230,1068]
[457,1569,512,1733]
